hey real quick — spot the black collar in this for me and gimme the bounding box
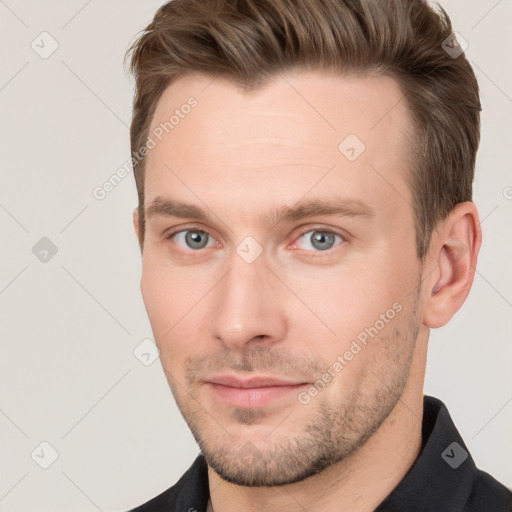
[376,395,480,511]
[130,395,512,511]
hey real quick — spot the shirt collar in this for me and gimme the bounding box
[375,395,477,511]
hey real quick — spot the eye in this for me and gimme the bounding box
[295,229,344,252]
[170,229,216,250]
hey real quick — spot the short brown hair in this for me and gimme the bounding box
[125,0,481,259]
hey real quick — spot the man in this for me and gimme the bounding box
[125,0,512,510]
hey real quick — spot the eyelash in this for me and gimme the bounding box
[164,224,346,257]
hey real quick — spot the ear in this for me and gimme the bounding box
[132,208,143,251]
[422,201,482,328]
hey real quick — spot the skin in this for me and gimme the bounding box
[133,70,481,512]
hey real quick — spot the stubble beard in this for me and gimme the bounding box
[166,290,422,487]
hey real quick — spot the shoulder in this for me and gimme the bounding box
[465,469,512,511]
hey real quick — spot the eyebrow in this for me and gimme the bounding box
[145,195,375,226]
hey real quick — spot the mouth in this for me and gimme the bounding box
[205,375,310,408]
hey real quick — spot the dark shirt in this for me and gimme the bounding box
[129,395,512,511]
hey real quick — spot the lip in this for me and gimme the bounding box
[205,374,310,408]
[207,375,307,388]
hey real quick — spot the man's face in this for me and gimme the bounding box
[138,71,426,486]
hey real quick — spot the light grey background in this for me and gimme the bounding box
[0,1,510,510]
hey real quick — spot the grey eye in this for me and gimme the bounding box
[173,230,212,250]
[297,230,342,251]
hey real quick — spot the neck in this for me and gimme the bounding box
[208,334,428,512]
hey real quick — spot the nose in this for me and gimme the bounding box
[210,254,287,351]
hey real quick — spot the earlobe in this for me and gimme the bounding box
[423,202,482,328]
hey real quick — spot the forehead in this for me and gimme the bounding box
[148,70,411,146]
[144,70,413,224]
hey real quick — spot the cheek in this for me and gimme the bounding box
[296,271,398,337]
[301,288,414,405]
[140,259,185,357]
[140,258,210,372]
[141,261,171,333]
[141,253,198,329]
[290,258,415,366]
